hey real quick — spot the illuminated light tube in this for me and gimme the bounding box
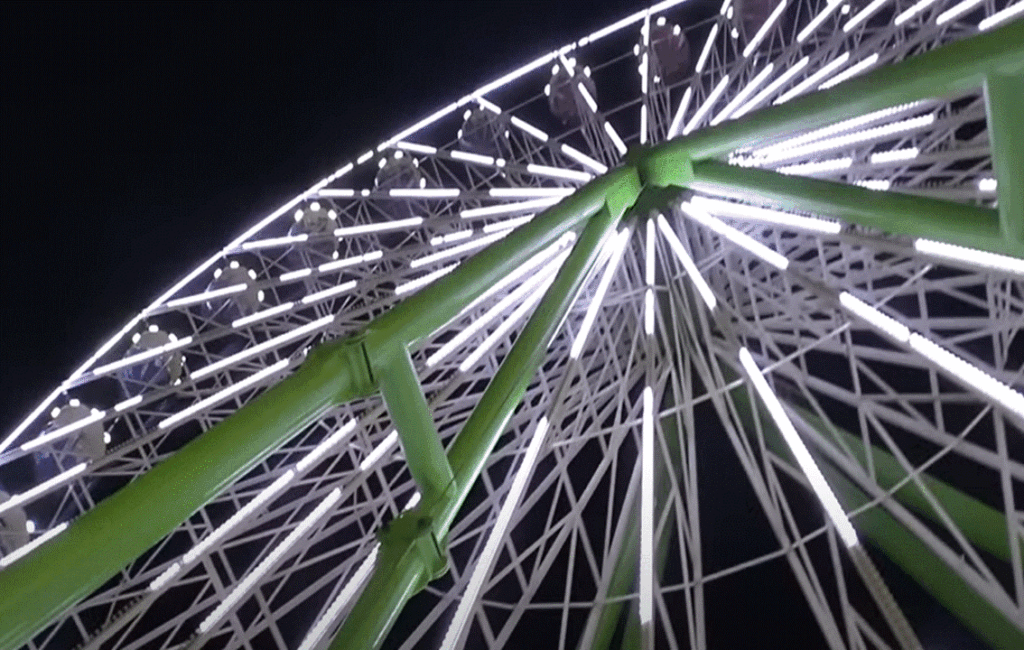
[483,215,534,234]
[403,491,422,511]
[395,141,437,155]
[683,75,730,135]
[979,1,1024,29]
[695,23,719,74]
[388,188,461,199]
[691,196,841,234]
[526,163,593,183]
[578,0,690,45]
[242,234,308,251]
[720,0,733,13]
[731,57,808,119]
[914,239,1024,276]
[756,115,934,163]
[192,315,334,380]
[300,280,358,305]
[459,271,557,372]
[297,544,381,650]
[668,87,693,138]
[509,116,549,142]
[318,250,384,273]
[895,0,941,24]
[451,150,495,166]
[774,54,850,104]
[682,203,790,270]
[159,359,290,430]
[603,122,629,156]
[431,230,474,246]
[148,562,182,592]
[476,97,501,113]
[870,147,919,164]
[910,333,1024,420]
[90,336,194,377]
[356,151,374,165]
[645,289,655,336]
[333,163,354,178]
[0,463,88,516]
[711,63,775,125]
[560,144,608,174]
[164,284,247,310]
[639,387,654,624]
[843,0,889,32]
[197,488,343,635]
[0,522,69,568]
[297,420,359,473]
[640,51,649,96]
[798,0,845,42]
[395,263,460,296]
[458,233,575,317]
[640,103,648,144]
[578,84,600,113]
[182,470,296,568]
[461,197,561,219]
[441,418,550,650]
[570,230,630,359]
[656,215,717,310]
[279,269,312,282]
[818,53,879,90]
[855,179,891,191]
[335,217,424,237]
[318,188,356,198]
[739,348,860,547]
[410,230,510,269]
[978,178,997,192]
[754,103,923,158]
[232,302,295,329]
[776,157,852,175]
[937,0,985,24]
[645,219,656,285]
[427,250,569,367]
[21,410,106,452]
[489,187,575,199]
[114,395,143,412]
[839,292,910,342]
[743,0,787,58]
[359,431,399,471]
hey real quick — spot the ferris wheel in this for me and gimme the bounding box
[1,1,1023,649]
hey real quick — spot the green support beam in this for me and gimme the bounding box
[331,202,634,650]
[374,344,454,505]
[984,70,1024,244]
[690,160,1020,256]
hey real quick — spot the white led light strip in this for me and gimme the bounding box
[843,0,889,32]
[428,249,570,367]
[163,284,247,310]
[158,359,290,430]
[711,63,775,125]
[695,23,719,74]
[482,215,534,234]
[818,53,879,90]
[21,409,107,452]
[297,544,380,650]
[739,348,860,547]
[192,315,334,381]
[570,230,630,359]
[743,0,787,58]
[691,196,841,234]
[979,1,1024,29]
[461,197,561,220]
[410,231,510,269]
[197,487,343,635]
[668,87,693,138]
[682,203,789,270]
[936,0,984,24]
[395,263,459,296]
[639,386,655,623]
[731,57,808,119]
[300,280,358,306]
[656,215,717,310]
[441,418,550,650]
[683,75,731,135]
[776,156,852,176]
[560,144,608,174]
[334,217,424,237]
[914,240,1024,275]
[774,54,850,105]
[751,115,934,165]
[798,0,845,42]
[0,463,87,516]
[0,523,69,568]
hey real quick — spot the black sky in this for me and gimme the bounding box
[0,0,647,434]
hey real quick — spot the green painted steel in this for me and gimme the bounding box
[374,344,454,505]
[690,160,1020,256]
[330,201,636,650]
[0,340,377,650]
[984,70,1024,244]
[644,20,1024,166]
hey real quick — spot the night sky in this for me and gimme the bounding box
[0,3,989,648]
[0,0,647,434]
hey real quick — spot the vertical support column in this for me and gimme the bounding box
[984,70,1024,245]
[374,344,454,506]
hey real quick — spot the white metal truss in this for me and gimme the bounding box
[1,1,1021,649]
